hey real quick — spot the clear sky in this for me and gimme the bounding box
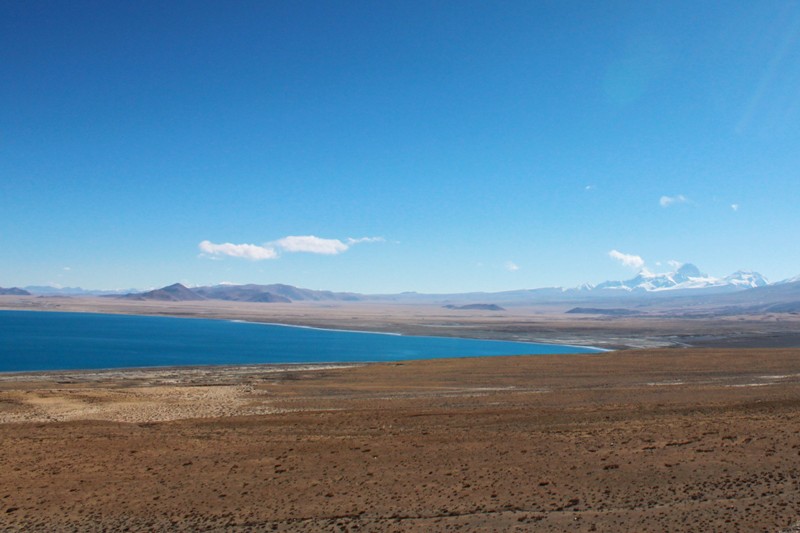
[2,1,800,293]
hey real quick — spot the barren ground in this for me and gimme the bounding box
[2,349,800,532]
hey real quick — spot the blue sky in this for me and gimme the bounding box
[2,1,800,293]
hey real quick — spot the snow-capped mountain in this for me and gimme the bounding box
[722,271,771,288]
[588,264,768,293]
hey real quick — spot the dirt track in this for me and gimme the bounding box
[2,349,800,531]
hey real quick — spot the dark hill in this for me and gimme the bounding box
[246,292,291,303]
[762,301,800,313]
[195,284,274,301]
[566,307,638,316]
[443,304,506,311]
[124,283,205,302]
[0,287,31,296]
[260,284,362,302]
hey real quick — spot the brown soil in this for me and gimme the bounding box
[2,349,800,531]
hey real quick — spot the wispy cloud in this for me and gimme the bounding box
[659,194,689,207]
[731,203,740,211]
[199,235,383,260]
[608,249,645,269]
[347,236,385,245]
[505,261,520,272]
[199,240,278,260]
[274,235,349,255]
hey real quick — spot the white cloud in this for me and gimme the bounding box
[731,203,740,211]
[505,261,520,272]
[585,185,595,191]
[347,236,385,245]
[274,235,384,254]
[62,266,71,271]
[199,240,278,260]
[274,235,349,255]
[667,259,683,269]
[199,235,383,260]
[608,249,645,269]
[659,194,688,207]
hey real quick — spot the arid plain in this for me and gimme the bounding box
[2,296,800,531]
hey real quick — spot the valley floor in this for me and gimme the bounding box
[2,349,800,531]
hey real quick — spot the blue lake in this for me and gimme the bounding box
[0,310,601,372]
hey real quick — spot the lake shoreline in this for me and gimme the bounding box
[1,304,612,351]
[0,361,365,381]
[0,309,602,374]
[3,294,800,351]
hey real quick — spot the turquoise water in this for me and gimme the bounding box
[0,310,601,372]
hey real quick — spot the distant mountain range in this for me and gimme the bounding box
[119,283,360,303]
[4,263,799,315]
[195,283,360,303]
[588,264,768,293]
[21,286,139,296]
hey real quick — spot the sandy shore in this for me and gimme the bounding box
[0,364,360,424]
[3,348,800,531]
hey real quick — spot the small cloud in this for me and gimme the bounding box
[668,259,682,269]
[62,266,71,271]
[275,235,383,255]
[660,194,689,207]
[731,203,740,211]
[505,261,520,272]
[199,240,278,260]
[608,249,645,269]
[347,236,385,245]
[274,235,349,255]
[585,185,595,191]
